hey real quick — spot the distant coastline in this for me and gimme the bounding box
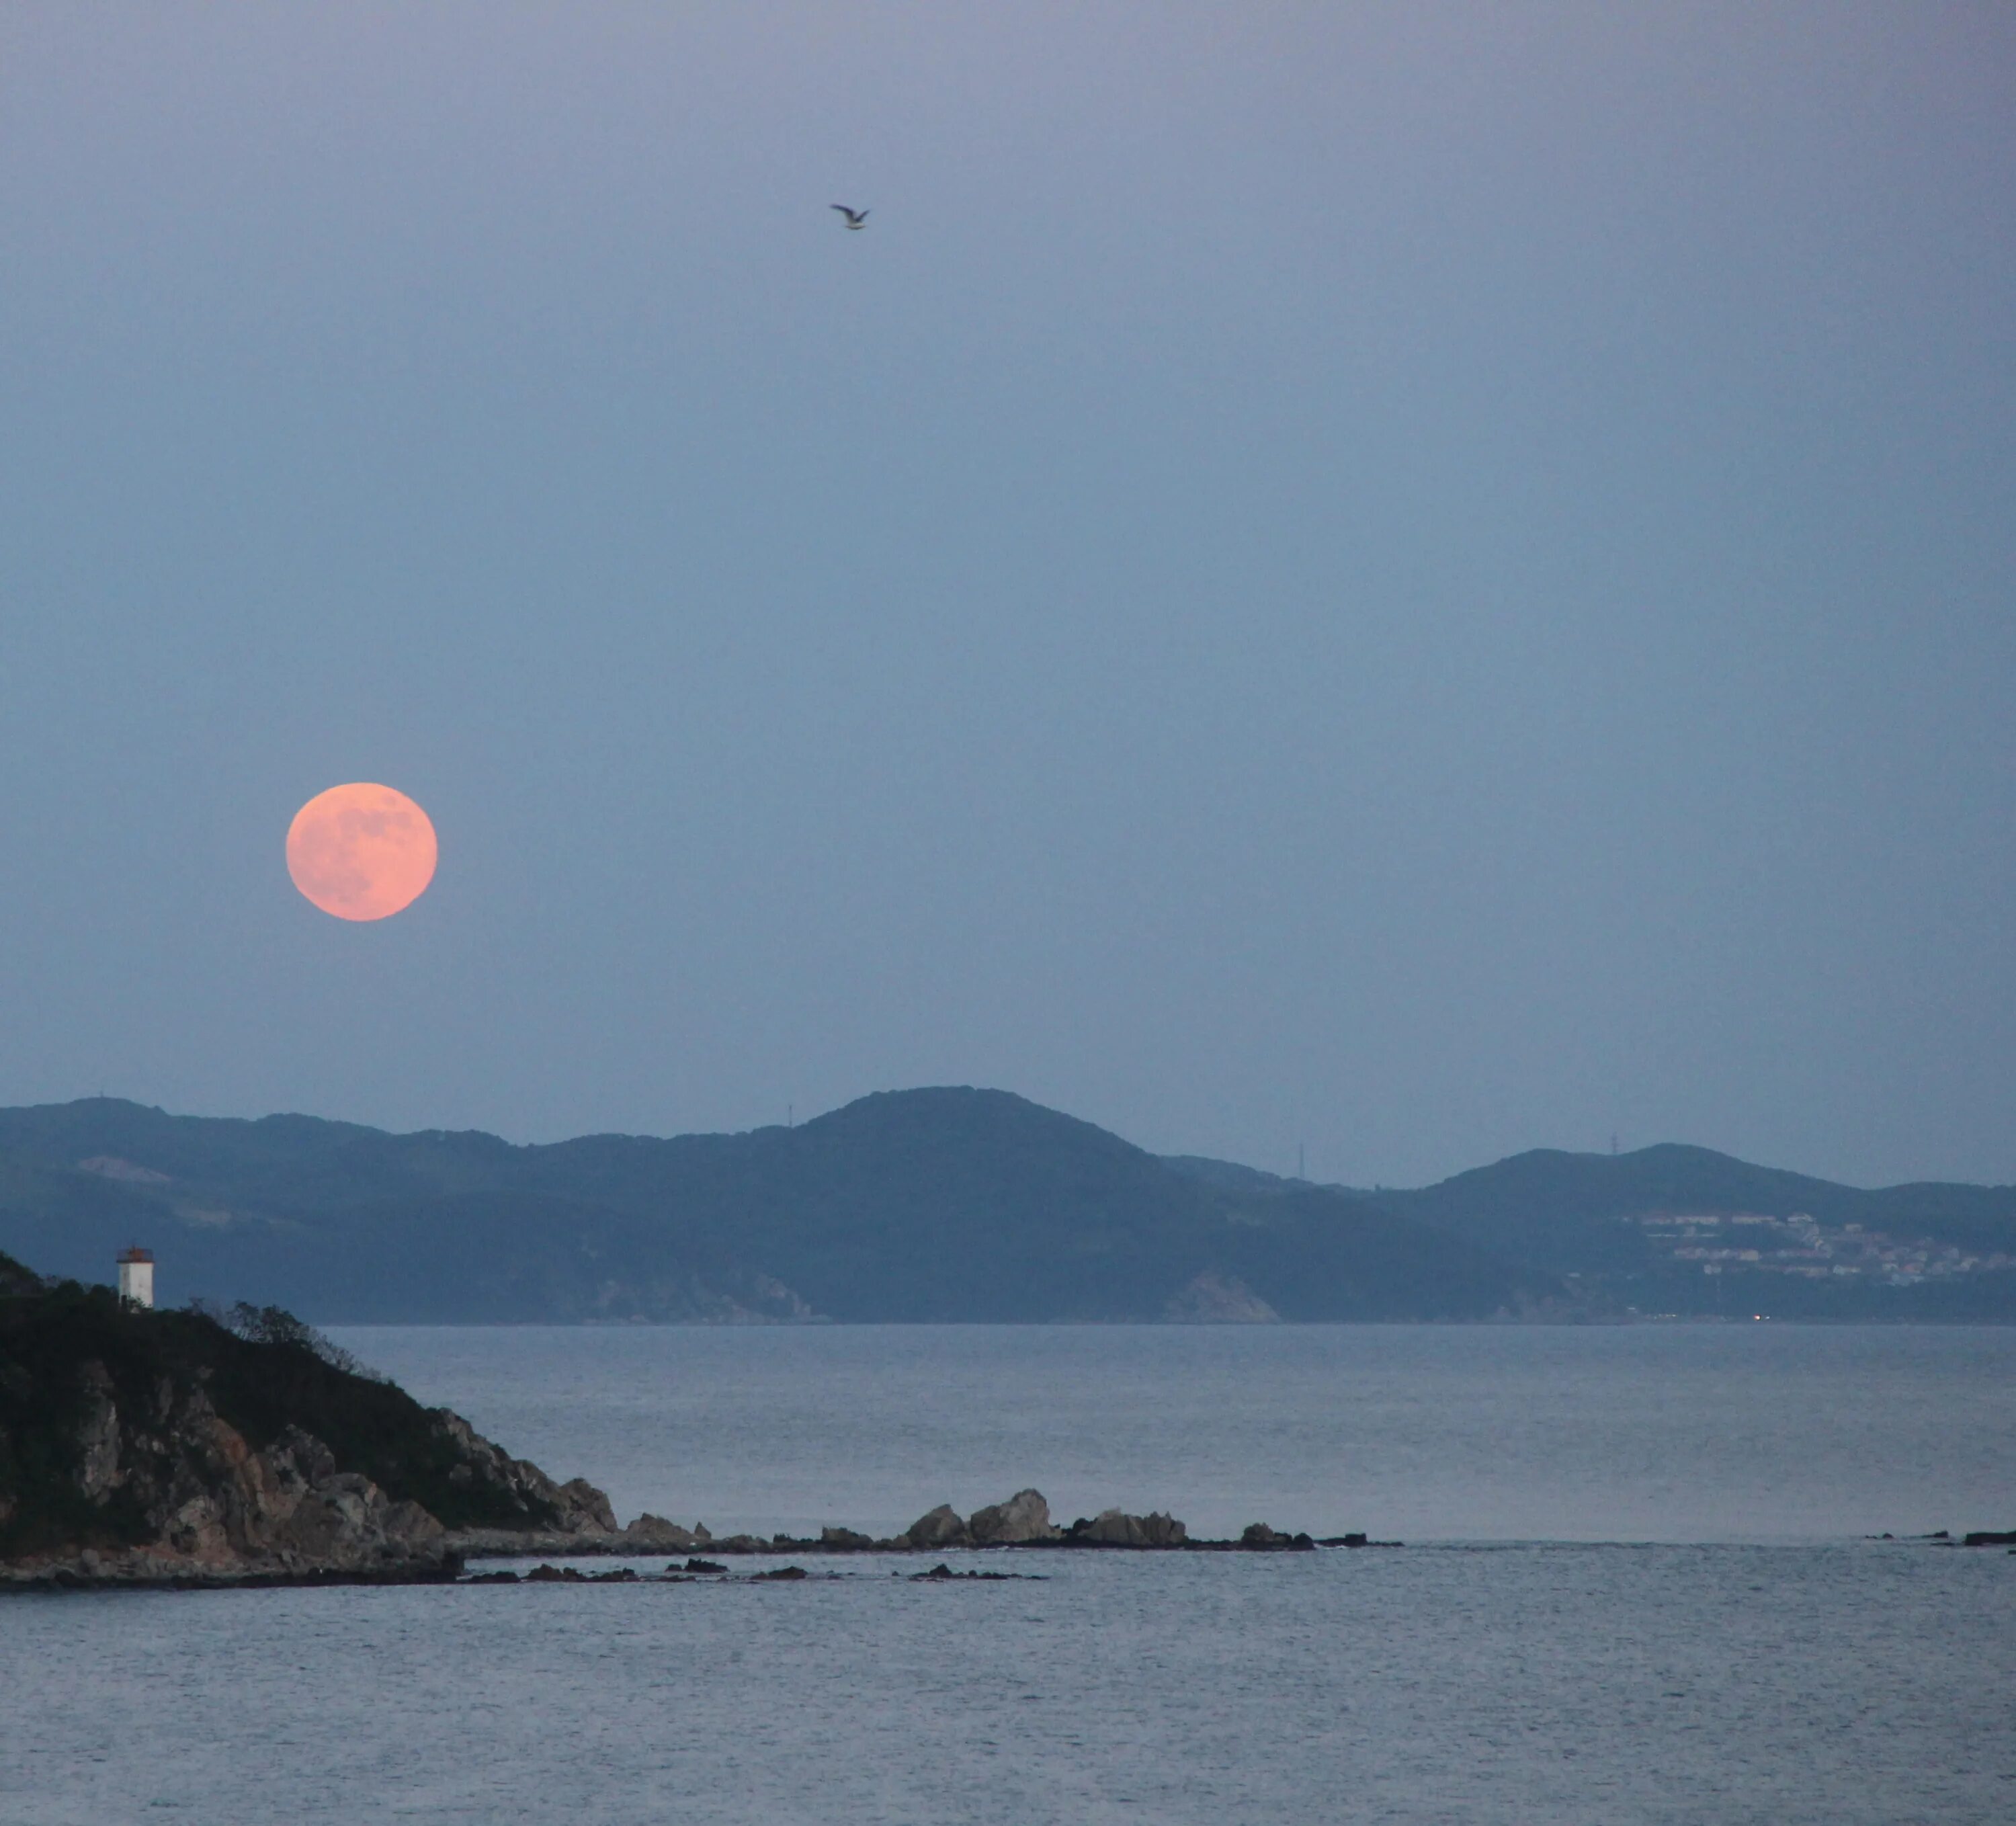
[2,1089,2010,1326]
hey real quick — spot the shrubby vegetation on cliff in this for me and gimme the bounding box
[0,1251,588,1575]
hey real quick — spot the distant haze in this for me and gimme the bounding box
[1,4,2011,1186]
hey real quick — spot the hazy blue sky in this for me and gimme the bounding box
[2,3,2011,1186]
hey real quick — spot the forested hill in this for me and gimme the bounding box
[1,1091,2010,1323]
[0,1091,1523,1323]
[1355,1143,2016,1319]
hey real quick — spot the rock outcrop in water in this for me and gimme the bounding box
[971,1489,1064,1544]
[444,1491,1362,1562]
[601,1495,1343,1558]
[1071,1507,1187,1546]
[902,1503,974,1549]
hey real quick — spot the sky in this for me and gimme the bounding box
[1,2,2012,1188]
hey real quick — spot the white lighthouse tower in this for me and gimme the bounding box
[116,1246,155,1309]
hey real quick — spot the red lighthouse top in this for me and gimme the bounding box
[116,1246,153,1265]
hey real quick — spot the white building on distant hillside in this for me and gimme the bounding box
[116,1245,154,1309]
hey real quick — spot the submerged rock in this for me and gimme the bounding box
[911,1561,1034,1581]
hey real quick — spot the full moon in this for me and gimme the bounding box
[286,783,438,921]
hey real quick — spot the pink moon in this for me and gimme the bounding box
[286,783,438,921]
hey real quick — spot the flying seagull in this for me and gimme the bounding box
[831,204,869,231]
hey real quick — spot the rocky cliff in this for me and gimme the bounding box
[0,1253,620,1587]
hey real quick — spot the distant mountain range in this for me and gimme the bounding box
[1,1089,2011,1323]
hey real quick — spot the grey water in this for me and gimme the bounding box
[341,1321,2013,1542]
[5,1326,2013,1824]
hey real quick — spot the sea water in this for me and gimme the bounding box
[341,1321,2013,1542]
[3,1325,2012,1824]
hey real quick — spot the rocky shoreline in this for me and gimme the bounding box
[3,1257,1394,1592]
[0,1401,617,1592]
[447,1490,1392,1562]
[1,1261,628,1591]
[5,1485,1388,1591]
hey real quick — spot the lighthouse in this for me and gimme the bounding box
[116,1246,155,1309]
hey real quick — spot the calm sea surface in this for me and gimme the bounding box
[5,1325,2012,1824]
[343,1321,2013,1542]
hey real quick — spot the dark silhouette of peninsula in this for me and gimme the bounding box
[0,1249,618,1585]
[0,1250,1379,1584]
[0,1089,2010,1323]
